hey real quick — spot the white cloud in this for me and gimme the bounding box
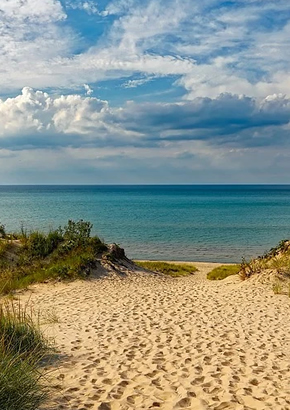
[122,76,155,88]
[0,0,77,92]
[0,0,198,92]
[84,84,94,95]
[66,1,104,15]
[0,0,65,22]
[0,87,108,137]
[0,0,290,107]
[104,0,136,16]
[1,88,290,153]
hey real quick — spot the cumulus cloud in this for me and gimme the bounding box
[0,87,107,137]
[1,88,290,151]
[113,93,290,148]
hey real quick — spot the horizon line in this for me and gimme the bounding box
[1,183,290,186]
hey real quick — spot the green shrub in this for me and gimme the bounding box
[26,232,48,259]
[134,261,198,277]
[90,236,108,253]
[207,265,240,280]
[0,219,107,293]
[46,229,63,254]
[63,219,93,246]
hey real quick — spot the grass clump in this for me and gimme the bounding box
[207,264,240,280]
[240,239,290,281]
[0,301,48,358]
[0,300,51,410]
[0,219,108,294]
[272,281,283,295]
[0,350,49,410]
[134,261,198,277]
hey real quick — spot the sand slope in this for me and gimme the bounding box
[20,262,290,410]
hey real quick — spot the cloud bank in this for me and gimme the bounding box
[1,88,289,150]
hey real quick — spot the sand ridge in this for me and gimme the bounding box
[20,262,290,410]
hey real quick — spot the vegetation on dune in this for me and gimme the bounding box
[0,219,108,294]
[207,264,240,280]
[239,239,290,296]
[0,300,49,358]
[239,240,290,281]
[0,223,6,238]
[0,300,51,410]
[0,349,49,410]
[134,261,198,277]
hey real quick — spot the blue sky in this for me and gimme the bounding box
[0,0,290,183]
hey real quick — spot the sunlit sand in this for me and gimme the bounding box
[19,262,290,410]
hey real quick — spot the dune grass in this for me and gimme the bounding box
[207,264,240,280]
[134,261,198,277]
[0,219,107,294]
[0,300,49,358]
[0,300,51,410]
[239,240,290,280]
[0,350,49,410]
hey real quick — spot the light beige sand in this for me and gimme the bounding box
[19,262,290,410]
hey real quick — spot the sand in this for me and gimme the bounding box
[19,262,290,410]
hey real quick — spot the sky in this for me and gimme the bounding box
[0,0,290,184]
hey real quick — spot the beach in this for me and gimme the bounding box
[17,262,290,410]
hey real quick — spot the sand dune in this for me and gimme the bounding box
[20,262,290,410]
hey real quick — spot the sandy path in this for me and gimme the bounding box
[20,262,290,410]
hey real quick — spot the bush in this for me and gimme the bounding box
[63,219,93,246]
[0,219,107,293]
[207,265,240,280]
[46,229,63,254]
[90,236,108,253]
[26,232,48,259]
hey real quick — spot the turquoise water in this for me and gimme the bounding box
[0,185,290,263]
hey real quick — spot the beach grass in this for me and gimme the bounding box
[207,264,240,280]
[0,300,49,358]
[240,240,290,281]
[0,300,51,410]
[134,261,198,277]
[0,219,107,294]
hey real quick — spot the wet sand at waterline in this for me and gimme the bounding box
[19,262,290,410]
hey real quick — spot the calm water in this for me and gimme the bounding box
[0,185,290,263]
